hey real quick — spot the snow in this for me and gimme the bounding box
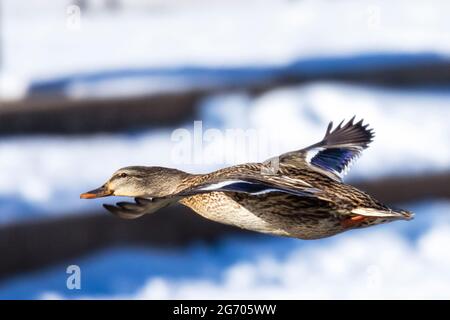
[2,0,450,98]
[127,226,450,299]
[0,82,449,223]
[1,200,449,299]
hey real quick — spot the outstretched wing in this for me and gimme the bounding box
[104,174,321,219]
[280,117,374,181]
[177,178,320,198]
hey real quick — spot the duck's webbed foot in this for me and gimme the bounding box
[104,197,171,220]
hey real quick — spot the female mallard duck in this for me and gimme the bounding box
[81,117,413,239]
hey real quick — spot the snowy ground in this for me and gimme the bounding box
[0,82,449,224]
[1,0,450,99]
[0,200,449,300]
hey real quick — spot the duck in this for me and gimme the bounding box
[80,117,413,240]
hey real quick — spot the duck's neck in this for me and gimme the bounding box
[146,168,193,197]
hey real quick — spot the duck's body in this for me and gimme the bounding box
[81,117,413,240]
[177,162,407,239]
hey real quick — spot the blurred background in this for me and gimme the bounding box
[1,0,450,299]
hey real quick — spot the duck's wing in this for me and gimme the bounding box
[102,173,321,219]
[103,197,178,220]
[278,117,374,181]
[103,178,320,219]
[174,166,325,200]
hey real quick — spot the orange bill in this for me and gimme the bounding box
[80,186,113,199]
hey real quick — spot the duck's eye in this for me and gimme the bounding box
[119,173,128,178]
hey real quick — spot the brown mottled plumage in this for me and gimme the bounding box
[80,117,413,239]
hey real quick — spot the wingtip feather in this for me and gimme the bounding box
[324,117,374,149]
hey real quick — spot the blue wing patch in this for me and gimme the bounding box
[310,148,359,177]
[300,118,374,181]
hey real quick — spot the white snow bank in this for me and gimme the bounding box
[2,0,450,91]
[127,227,450,299]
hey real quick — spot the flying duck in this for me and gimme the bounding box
[80,117,413,239]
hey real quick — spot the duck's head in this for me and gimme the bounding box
[80,166,188,199]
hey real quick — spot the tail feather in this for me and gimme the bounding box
[352,207,414,220]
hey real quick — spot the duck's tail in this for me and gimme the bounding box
[393,208,415,221]
[351,207,414,221]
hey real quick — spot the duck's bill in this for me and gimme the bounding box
[80,187,113,199]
